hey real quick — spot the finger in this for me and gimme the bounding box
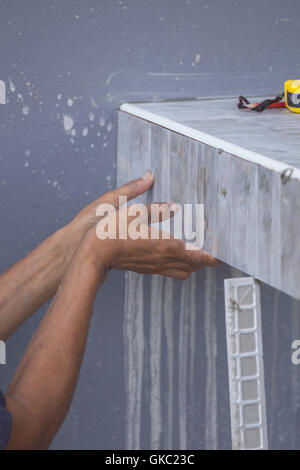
[106,170,154,208]
[163,269,191,280]
[163,239,220,269]
[184,247,221,268]
[192,249,220,267]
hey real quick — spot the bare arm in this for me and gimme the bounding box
[4,202,218,450]
[5,241,104,450]
[0,226,73,340]
[0,172,154,340]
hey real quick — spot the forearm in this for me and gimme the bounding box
[0,173,154,340]
[5,239,106,450]
[0,225,76,340]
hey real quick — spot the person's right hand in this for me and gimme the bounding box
[81,202,219,281]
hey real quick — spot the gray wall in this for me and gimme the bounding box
[0,0,300,450]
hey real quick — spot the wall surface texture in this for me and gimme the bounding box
[0,0,300,449]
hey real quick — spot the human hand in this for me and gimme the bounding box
[82,202,219,280]
[63,170,155,263]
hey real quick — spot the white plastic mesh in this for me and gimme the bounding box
[224,277,268,450]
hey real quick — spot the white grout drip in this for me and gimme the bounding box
[163,278,174,449]
[178,279,190,449]
[204,268,218,449]
[124,272,144,450]
[188,273,196,431]
[150,275,163,449]
[270,290,280,445]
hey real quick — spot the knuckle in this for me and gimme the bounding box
[105,190,119,208]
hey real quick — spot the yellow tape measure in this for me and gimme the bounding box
[285,80,300,113]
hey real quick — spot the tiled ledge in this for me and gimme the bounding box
[117,98,300,299]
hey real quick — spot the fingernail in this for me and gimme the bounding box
[185,243,201,251]
[142,169,154,181]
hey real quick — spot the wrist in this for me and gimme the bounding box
[80,229,118,273]
[58,222,87,266]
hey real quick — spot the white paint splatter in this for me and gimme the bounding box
[22,105,29,116]
[9,78,16,93]
[63,115,74,133]
[82,127,88,136]
[106,70,121,86]
[148,72,204,77]
[276,17,292,23]
[192,53,201,66]
[106,121,113,132]
[99,116,106,127]
[90,98,99,108]
[89,112,95,122]
[67,98,74,107]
